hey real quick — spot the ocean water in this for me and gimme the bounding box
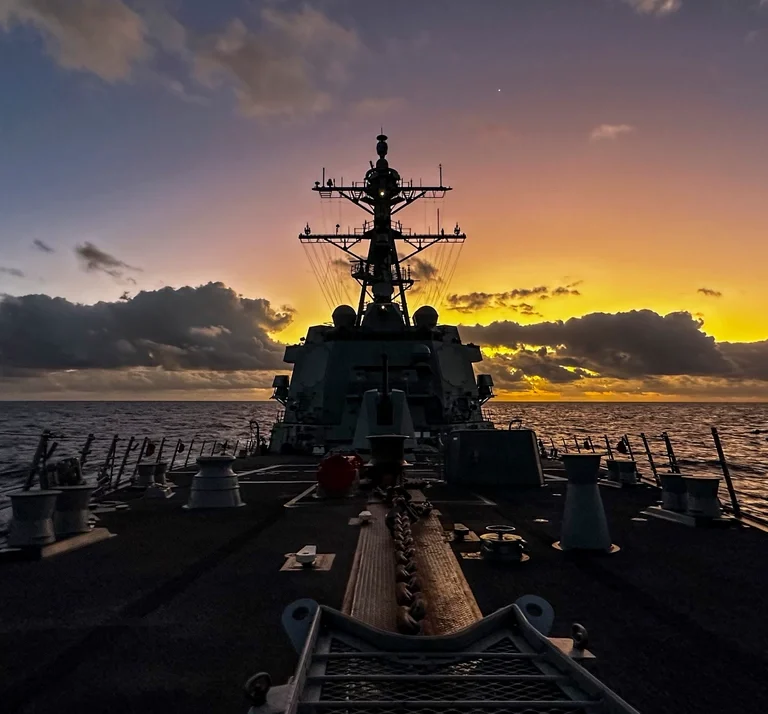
[1,401,766,518]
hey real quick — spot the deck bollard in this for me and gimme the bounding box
[659,473,686,512]
[8,490,62,547]
[616,459,639,485]
[185,456,245,509]
[145,461,174,499]
[555,454,617,553]
[53,485,95,537]
[683,475,722,519]
[135,462,156,489]
[605,460,620,482]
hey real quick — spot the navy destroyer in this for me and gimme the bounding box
[1,136,767,714]
[269,134,495,455]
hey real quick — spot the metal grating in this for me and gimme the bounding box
[323,653,544,677]
[312,708,587,714]
[281,600,641,714]
[318,677,569,702]
[329,638,361,654]
[484,637,521,653]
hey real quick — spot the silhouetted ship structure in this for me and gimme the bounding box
[269,133,494,455]
[1,137,766,714]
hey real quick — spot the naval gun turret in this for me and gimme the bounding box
[269,135,494,454]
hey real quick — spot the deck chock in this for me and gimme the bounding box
[448,522,479,542]
[296,545,317,565]
[246,598,640,714]
[281,546,335,572]
[0,527,113,563]
[348,510,373,526]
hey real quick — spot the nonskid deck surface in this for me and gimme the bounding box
[0,458,356,714]
[442,480,768,714]
[1,463,767,714]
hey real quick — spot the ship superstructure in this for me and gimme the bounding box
[269,135,494,454]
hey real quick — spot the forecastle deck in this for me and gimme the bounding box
[1,456,766,713]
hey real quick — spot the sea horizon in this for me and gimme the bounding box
[2,399,768,404]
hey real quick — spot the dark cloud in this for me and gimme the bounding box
[551,285,581,297]
[409,257,439,282]
[0,282,293,374]
[718,340,768,381]
[487,350,586,385]
[698,287,723,298]
[0,266,25,278]
[75,242,142,280]
[515,303,542,317]
[461,310,745,381]
[33,239,54,253]
[446,283,580,313]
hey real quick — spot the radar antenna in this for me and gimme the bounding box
[299,135,466,326]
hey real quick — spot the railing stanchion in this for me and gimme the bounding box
[132,437,148,481]
[640,433,660,487]
[155,437,166,465]
[184,439,195,468]
[661,431,680,473]
[711,427,741,518]
[623,434,635,462]
[169,439,181,472]
[114,436,135,490]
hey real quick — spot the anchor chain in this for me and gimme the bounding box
[384,487,433,635]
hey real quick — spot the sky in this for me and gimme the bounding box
[1,0,768,401]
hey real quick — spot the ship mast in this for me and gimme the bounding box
[299,135,466,326]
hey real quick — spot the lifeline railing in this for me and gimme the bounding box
[0,422,270,508]
[532,426,765,525]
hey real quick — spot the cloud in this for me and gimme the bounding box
[194,6,360,118]
[0,282,293,376]
[590,124,635,142]
[446,283,581,313]
[0,366,282,399]
[32,239,54,253]
[462,116,516,142]
[353,97,406,116]
[460,310,748,384]
[0,0,149,81]
[698,287,723,298]
[409,257,439,282]
[0,266,25,277]
[75,242,142,280]
[620,0,682,16]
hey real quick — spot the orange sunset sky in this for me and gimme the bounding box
[1,0,767,400]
